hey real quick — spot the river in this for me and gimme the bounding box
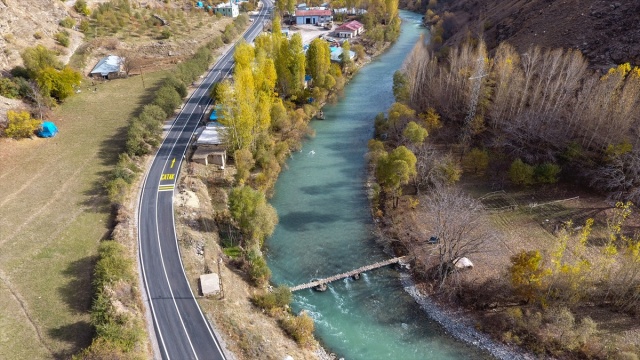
[266,10,490,359]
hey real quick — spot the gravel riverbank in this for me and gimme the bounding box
[400,273,536,360]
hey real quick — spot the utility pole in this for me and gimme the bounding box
[140,65,146,89]
[217,257,225,299]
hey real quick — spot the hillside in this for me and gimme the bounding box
[416,0,640,71]
[0,0,71,71]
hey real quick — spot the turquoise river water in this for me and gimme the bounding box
[266,10,490,359]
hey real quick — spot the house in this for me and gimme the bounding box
[295,9,332,25]
[335,20,364,38]
[214,2,239,18]
[89,55,124,79]
[193,123,227,167]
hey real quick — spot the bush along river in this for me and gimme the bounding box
[266,10,493,360]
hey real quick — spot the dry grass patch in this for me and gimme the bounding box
[0,70,166,358]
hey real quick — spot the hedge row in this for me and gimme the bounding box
[73,241,147,359]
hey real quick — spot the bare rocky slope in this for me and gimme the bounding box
[0,0,71,71]
[415,0,640,71]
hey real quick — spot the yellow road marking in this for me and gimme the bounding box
[171,158,176,168]
[161,173,175,181]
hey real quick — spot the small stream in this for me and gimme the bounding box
[266,11,490,359]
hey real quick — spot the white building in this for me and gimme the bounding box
[295,9,332,25]
[215,2,239,18]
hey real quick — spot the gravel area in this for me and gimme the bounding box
[400,273,537,360]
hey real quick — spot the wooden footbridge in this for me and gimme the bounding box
[289,256,407,292]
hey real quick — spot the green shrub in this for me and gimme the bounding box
[463,148,490,175]
[0,77,20,98]
[281,312,315,347]
[55,31,71,47]
[163,75,187,98]
[60,17,76,28]
[153,84,182,115]
[160,29,172,39]
[247,249,271,286]
[79,20,91,33]
[74,0,91,16]
[222,246,242,258]
[534,163,561,184]
[252,285,292,311]
[33,31,43,39]
[509,158,534,185]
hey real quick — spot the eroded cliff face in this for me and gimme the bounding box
[415,0,640,71]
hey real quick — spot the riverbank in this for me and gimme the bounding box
[401,274,535,360]
[169,21,403,360]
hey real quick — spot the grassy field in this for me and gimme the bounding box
[0,71,166,358]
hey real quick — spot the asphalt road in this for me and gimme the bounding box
[137,4,272,359]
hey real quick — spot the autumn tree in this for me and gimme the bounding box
[4,110,41,138]
[341,40,352,72]
[403,121,428,145]
[21,45,62,78]
[392,70,410,103]
[509,159,534,185]
[228,186,278,248]
[36,66,81,102]
[462,148,489,175]
[376,146,417,207]
[306,38,331,89]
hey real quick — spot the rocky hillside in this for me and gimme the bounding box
[417,0,640,71]
[0,0,71,71]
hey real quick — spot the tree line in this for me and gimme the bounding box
[404,38,640,203]
[380,36,640,358]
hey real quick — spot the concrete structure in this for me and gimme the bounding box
[89,55,124,79]
[199,273,220,296]
[335,20,364,38]
[193,123,227,168]
[214,2,239,17]
[295,9,332,25]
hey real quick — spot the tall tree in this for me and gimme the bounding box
[306,38,330,89]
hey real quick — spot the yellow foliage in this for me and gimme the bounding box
[4,110,41,139]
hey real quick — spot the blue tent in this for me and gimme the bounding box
[38,122,58,138]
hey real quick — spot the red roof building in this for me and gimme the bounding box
[335,20,364,38]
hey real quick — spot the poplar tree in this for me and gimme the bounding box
[306,38,330,89]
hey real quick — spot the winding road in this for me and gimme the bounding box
[137,4,272,359]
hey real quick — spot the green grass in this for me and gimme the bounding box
[0,71,166,358]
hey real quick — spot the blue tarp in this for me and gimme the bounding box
[209,105,224,121]
[38,122,58,138]
[196,1,204,8]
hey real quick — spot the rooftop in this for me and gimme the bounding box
[295,9,332,16]
[196,123,226,146]
[336,20,364,32]
[90,55,122,76]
